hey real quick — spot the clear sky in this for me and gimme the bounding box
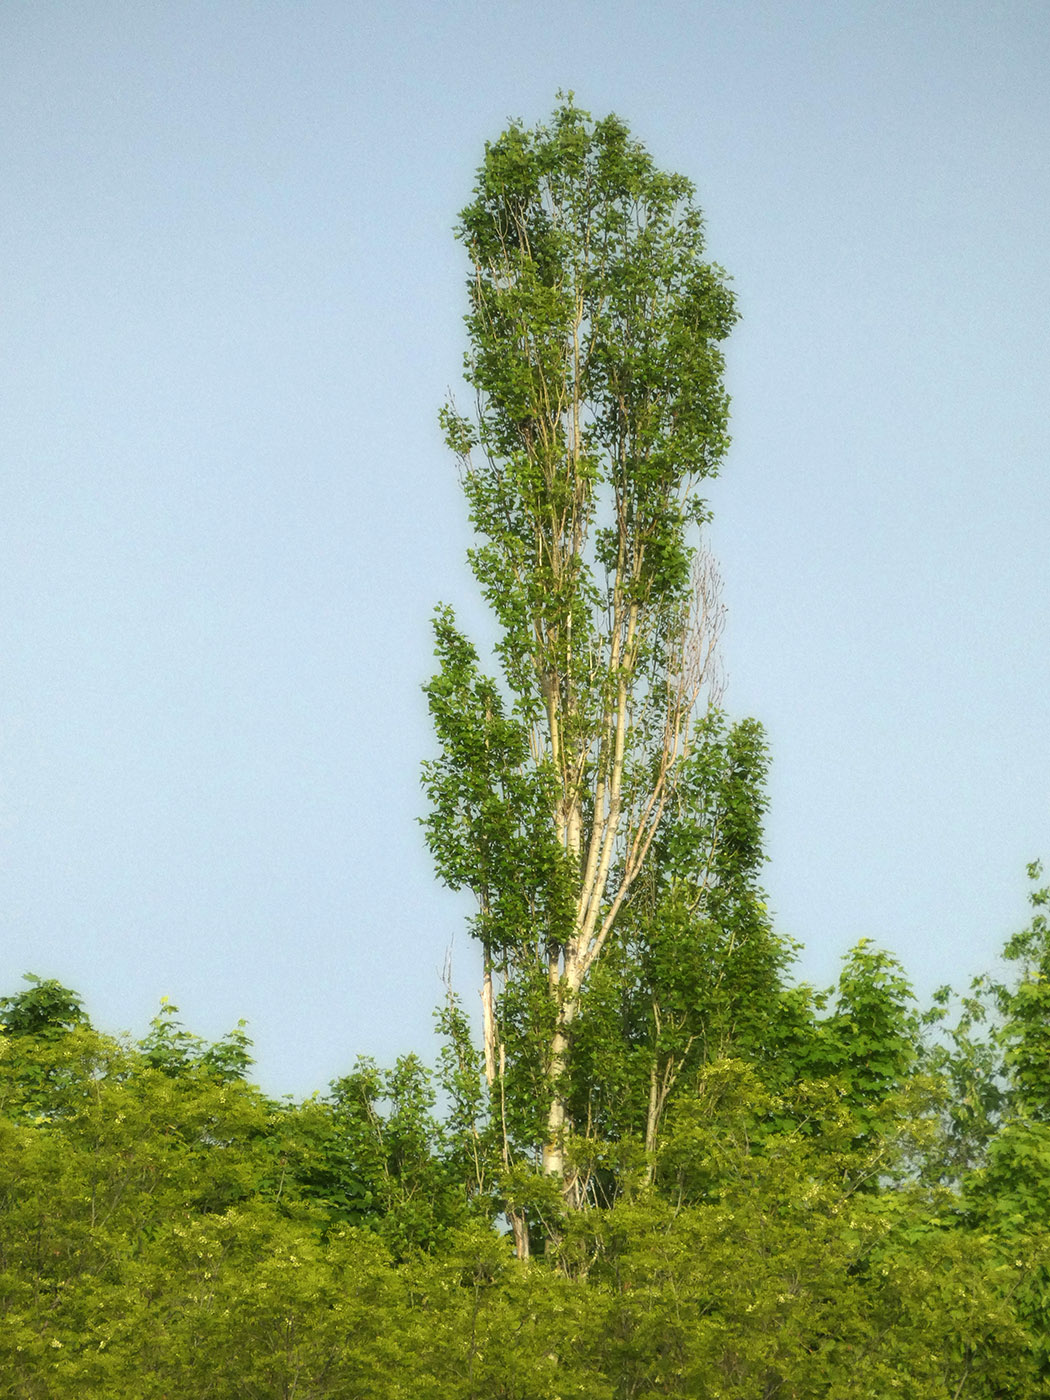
[2,0,1048,1097]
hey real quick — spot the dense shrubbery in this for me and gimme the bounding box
[2,883,1049,1398]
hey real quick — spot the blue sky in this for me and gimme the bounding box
[2,0,1048,1095]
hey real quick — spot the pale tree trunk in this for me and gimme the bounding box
[483,936,533,1253]
[481,944,496,1087]
[510,1211,530,1262]
[541,1016,571,1180]
[488,1026,530,1261]
[538,559,723,1199]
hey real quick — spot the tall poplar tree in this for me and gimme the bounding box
[423,98,740,1214]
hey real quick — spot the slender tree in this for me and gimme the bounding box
[423,98,739,1210]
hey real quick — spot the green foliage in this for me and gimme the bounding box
[421,606,576,955]
[816,941,923,1142]
[140,997,254,1082]
[447,94,736,659]
[998,862,1050,1118]
[566,713,790,1156]
[283,1053,475,1253]
[1,972,1047,1395]
[436,992,498,1206]
[921,975,1005,1183]
[0,973,86,1039]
